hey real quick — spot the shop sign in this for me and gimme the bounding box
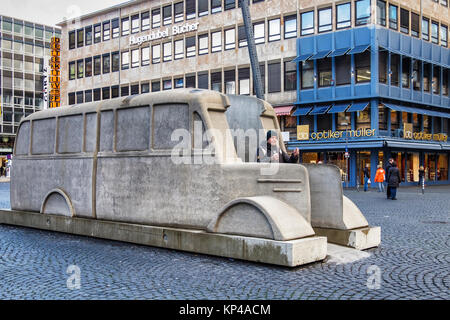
[49,37,61,108]
[310,128,376,140]
[404,123,413,139]
[404,123,447,142]
[297,125,309,141]
[129,22,200,46]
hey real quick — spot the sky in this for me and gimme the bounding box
[2,0,128,26]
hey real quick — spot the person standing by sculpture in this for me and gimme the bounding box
[385,158,394,198]
[374,165,386,192]
[387,161,401,200]
[363,164,370,192]
[257,130,299,163]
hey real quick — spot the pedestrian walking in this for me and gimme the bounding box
[386,161,401,200]
[374,165,385,192]
[418,165,425,187]
[363,164,370,192]
[385,158,394,199]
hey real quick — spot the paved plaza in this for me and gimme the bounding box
[0,182,448,300]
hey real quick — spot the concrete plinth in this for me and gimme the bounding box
[313,226,381,250]
[0,209,327,267]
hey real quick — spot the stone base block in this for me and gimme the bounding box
[0,209,327,267]
[313,226,381,250]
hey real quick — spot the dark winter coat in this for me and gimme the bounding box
[363,167,370,178]
[387,167,401,187]
[257,142,298,163]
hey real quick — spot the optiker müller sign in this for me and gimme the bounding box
[129,22,200,46]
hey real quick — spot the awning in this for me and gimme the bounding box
[293,53,313,62]
[309,50,332,60]
[441,144,450,150]
[383,103,450,119]
[309,105,331,115]
[328,103,351,113]
[347,101,369,112]
[289,141,384,150]
[328,47,351,57]
[347,44,370,55]
[274,106,294,116]
[385,141,442,150]
[292,107,313,116]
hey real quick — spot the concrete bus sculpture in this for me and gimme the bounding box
[0,89,380,267]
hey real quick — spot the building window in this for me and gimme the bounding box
[69,31,75,49]
[102,87,110,100]
[85,90,92,103]
[175,39,184,59]
[389,4,398,30]
[186,75,196,88]
[198,73,209,89]
[94,24,101,43]
[268,62,281,93]
[356,106,371,130]
[252,63,266,95]
[85,26,93,45]
[141,13,150,31]
[254,22,265,44]
[423,63,431,92]
[441,25,448,47]
[379,50,388,84]
[121,85,129,96]
[173,78,183,88]
[301,11,314,35]
[211,72,222,92]
[112,19,119,38]
[284,15,297,39]
[224,28,235,50]
[186,36,196,57]
[111,86,119,98]
[77,29,84,48]
[152,81,161,92]
[103,53,110,74]
[211,0,222,14]
[225,0,235,11]
[141,47,150,66]
[411,13,419,37]
[301,60,314,89]
[390,54,400,86]
[163,42,172,62]
[431,21,439,44]
[94,55,101,75]
[198,0,208,17]
[400,8,409,34]
[268,18,281,42]
[318,7,332,32]
[77,59,84,78]
[355,51,371,83]
[112,52,120,72]
[412,60,422,91]
[85,57,92,77]
[284,60,297,91]
[131,84,139,95]
[443,69,449,96]
[318,58,332,87]
[69,61,75,80]
[141,82,150,93]
[238,26,247,47]
[198,34,208,55]
[238,68,250,95]
[377,0,386,26]
[121,51,130,70]
[401,57,411,88]
[152,44,161,64]
[422,17,429,41]
[131,49,139,67]
[75,91,83,104]
[174,2,184,22]
[152,9,161,28]
[355,0,371,26]
[433,66,440,95]
[336,54,351,85]
[186,0,196,20]
[163,79,172,91]
[211,31,222,52]
[163,5,172,26]
[131,15,139,34]
[69,93,76,105]
[225,69,236,94]
[93,89,101,101]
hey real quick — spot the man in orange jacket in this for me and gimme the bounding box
[374,165,386,192]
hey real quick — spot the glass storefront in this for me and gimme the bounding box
[327,152,348,182]
[391,152,405,182]
[356,151,371,185]
[302,152,325,164]
[438,154,448,181]
[406,152,420,182]
[424,153,436,181]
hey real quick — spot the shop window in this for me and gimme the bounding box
[318,58,332,87]
[318,7,332,33]
[337,3,351,29]
[175,39,184,59]
[198,34,208,55]
[77,29,84,48]
[152,44,161,64]
[163,5,172,26]
[443,69,449,96]
[198,73,209,89]
[69,31,75,49]
[268,62,281,93]
[198,0,208,17]
[225,69,236,94]
[77,59,84,79]
[211,0,222,14]
[355,51,371,83]
[433,66,440,95]
[301,11,314,35]
[355,0,370,26]
[301,60,314,89]
[211,31,222,52]
[423,63,431,92]
[378,105,387,131]
[284,15,297,39]
[141,13,150,31]
[389,4,398,30]
[424,153,436,181]
[239,68,250,95]
[238,26,247,47]
[269,18,281,42]
[121,51,129,70]
[377,0,386,26]
[186,0,196,20]
[131,15,139,34]
[152,9,161,29]
[356,107,371,130]
[94,24,101,43]
[413,60,421,91]
[186,36,196,57]
[103,21,110,41]
[163,42,172,62]
[85,26,93,45]
[225,0,235,10]
[211,72,222,92]
[69,61,75,80]
[411,13,419,37]
[284,60,297,91]
[379,50,388,84]
[400,8,409,34]
[254,22,265,44]
[141,47,149,66]
[225,28,235,50]
[174,2,184,23]
[103,53,110,74]
[438,154,448,181]
[94,56,101,76]
[401,57,411,88]
[441,25,448,47]
[390,54,400,86]
[431,21,439,44]
[422,18,429,41]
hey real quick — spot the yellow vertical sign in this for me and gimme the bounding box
[297,125,310,141]
[404,123,413,139]
[49,37,61,108]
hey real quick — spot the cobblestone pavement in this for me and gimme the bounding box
[0,182,448,300]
